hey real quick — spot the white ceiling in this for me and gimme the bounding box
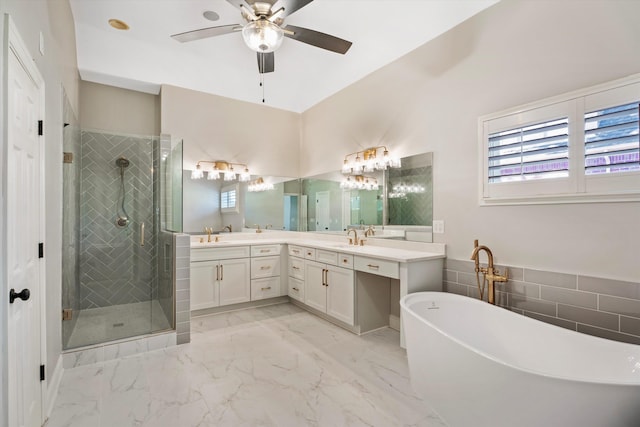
[70,0,497,113]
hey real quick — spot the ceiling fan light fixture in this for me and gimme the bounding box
[242,20,284,53]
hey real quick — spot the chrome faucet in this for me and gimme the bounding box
[254,224,262,233]
[222,224,232,233]
[347,229,359,245]
[470,239,508,305]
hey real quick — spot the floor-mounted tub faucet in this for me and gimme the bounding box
[470,239,508,305]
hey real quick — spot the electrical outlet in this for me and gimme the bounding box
[433,220,445,234]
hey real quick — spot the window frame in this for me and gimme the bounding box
[479,74,640,205]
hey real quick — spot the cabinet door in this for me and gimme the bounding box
[219,258,251,306]
[190,261,219,310]
[326,266,355,325]
[304,260,327,313]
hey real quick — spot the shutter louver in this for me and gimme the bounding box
[584,102,640,175]
[488,118,570,183]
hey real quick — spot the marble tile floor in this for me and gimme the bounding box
[47,302,446,427]
[66,301,172,349]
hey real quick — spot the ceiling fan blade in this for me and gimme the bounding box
[284,25,352,54]
[275,0,314,17]
[226,0,277,11]
[226,0,251,11]
[171,24,239,43]
[257,52,275,74]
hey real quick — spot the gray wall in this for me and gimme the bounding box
[300,1,640,283]
[80,80,160,136]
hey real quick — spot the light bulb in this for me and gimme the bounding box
[242,20,284,53]
[191,165,203,179]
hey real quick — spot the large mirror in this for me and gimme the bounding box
[296,153,432,238]
[183,152,433,239]
[244,177,301,231]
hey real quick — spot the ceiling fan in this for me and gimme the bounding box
[171,0,353,74]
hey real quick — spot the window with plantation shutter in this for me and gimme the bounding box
[488,118,569,183]
[584,102,639,175]
[480,75,640,205]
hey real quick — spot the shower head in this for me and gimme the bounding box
[115,157,130,168]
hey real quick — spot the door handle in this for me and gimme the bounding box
[140,222,145,246]
[216,265,219,281]
[220,264,224,281]
[9,288,30,304]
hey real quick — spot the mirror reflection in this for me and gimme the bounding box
[244,177,301,231]
[182,152,433,239]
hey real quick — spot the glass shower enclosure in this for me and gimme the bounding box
[62,94,182,349]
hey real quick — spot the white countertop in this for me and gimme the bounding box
[190,231,445,263]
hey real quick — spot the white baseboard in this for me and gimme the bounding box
[45,354,64,419]
[389,314,400,331]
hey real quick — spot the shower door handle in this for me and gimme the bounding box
[140,222,145,246]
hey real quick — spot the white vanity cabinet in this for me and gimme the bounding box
[288,245,306,302]
[304,250,355,325]
[190,246,251,310]
[250,244,283,301]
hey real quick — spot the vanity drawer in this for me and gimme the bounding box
[288,245,305,258]
[338,253,354,268]
[191,246,250,262]
[316,249,338,265]
[354,256,399,279]
[288,277,304,302]
[288,257,305,280]
[251,256,281,279]
[251,277,280,300]
[304,248,316,260]
[251,244,281,257]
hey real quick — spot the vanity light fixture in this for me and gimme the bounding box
[248,177,275,192]
[341,146,401,175]
[191,160,251,182]
[340,175,380,191]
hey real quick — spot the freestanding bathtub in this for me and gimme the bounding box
[400,292,640,427]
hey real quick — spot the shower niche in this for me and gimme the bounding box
[62,107,183,350]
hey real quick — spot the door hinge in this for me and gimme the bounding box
[38,120,43,136]
[40,365,45,382]
[38,242,44,258]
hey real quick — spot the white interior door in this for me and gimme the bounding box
[316,191,330,231]
[6,18,44,427]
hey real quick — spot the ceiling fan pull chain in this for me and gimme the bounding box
[260,55,265,103]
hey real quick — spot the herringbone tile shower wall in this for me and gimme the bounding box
[79,131,157,309]
[388,165,433,226]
